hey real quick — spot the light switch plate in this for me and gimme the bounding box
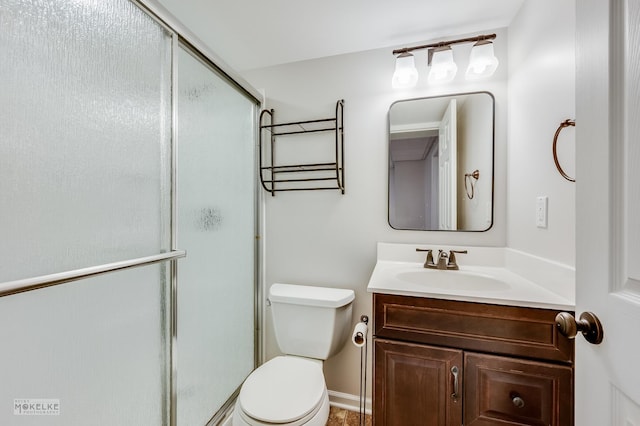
[536,196,548,228]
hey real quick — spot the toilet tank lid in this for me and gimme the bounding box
[269,283,355,308]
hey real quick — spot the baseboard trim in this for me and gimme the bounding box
[328,390,372,415]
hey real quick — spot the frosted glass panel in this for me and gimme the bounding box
[176,47,256,425]
[0,0,172,282]
[0,263,169,425]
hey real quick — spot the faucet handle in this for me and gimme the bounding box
[448,250,467,269]
[416,248,435,268]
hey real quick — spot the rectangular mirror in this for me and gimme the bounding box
[388,91,494,231]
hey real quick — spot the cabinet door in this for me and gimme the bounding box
[374,339,463,426]
[464,353,573,426]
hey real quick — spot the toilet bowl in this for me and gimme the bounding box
[232,356,330,426]
[232,283,354,426]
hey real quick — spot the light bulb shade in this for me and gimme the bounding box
[392,52,418,88]
[428,48,457,83]
[466,41,499,80]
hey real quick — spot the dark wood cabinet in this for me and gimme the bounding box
[374,339,462,426]
[464,353,573,425]
[372,293,574,426]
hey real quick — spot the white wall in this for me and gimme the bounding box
[243,28,508,397]
[507,0,576,266]
[244,0,577,399]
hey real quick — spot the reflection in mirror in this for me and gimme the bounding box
[388,92,494,231]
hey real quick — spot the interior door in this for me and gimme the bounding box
[438,99,457,230]
[575,0,640,424]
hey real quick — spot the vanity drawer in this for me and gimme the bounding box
[373,293,574,363]
[464,352,573,426]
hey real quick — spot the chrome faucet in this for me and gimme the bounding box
[416,248,468,270]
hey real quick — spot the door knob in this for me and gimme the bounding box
[555,311,604,344]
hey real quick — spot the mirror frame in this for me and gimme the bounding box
[387,91,495,232]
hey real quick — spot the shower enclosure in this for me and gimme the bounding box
[175,46,258,425]
[0,0,259,425]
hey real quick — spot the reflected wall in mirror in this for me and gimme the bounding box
[388,92,494,231]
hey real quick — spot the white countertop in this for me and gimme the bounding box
[367,251,575,311]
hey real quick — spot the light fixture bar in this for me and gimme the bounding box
[392,33,497,56]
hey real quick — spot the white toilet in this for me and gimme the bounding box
[233,283,355,426]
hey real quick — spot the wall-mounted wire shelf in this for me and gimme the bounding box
[259,100,344,196]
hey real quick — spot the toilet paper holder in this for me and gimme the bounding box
[354,315,369,426]
[353,315,369,347]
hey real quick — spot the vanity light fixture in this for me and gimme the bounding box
[428,47,458,84]
[392,33,498,88]
[466,40,499,80]
[391,52,419,88]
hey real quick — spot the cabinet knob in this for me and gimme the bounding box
[512,395,525,408]
[555,311,604,344]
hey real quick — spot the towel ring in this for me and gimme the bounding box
[553,119,575,182]
[464,170,480,199]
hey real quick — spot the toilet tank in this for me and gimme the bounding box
[269,283,355,360]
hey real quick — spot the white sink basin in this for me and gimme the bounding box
[395,268,511,291]
[367,259,574,310]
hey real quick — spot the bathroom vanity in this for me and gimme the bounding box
[368,243,576,426]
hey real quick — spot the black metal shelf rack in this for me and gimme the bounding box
[259,100,344,196]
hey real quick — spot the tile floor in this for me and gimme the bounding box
[326,406,372,426]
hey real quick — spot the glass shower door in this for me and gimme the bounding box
[1,0,259,424]
[0,0,174,424]
[176,46,257,425]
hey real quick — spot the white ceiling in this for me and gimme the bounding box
[156,0,525,71]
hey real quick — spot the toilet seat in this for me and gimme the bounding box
[237,356,326,425]
[235,390,328,426]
